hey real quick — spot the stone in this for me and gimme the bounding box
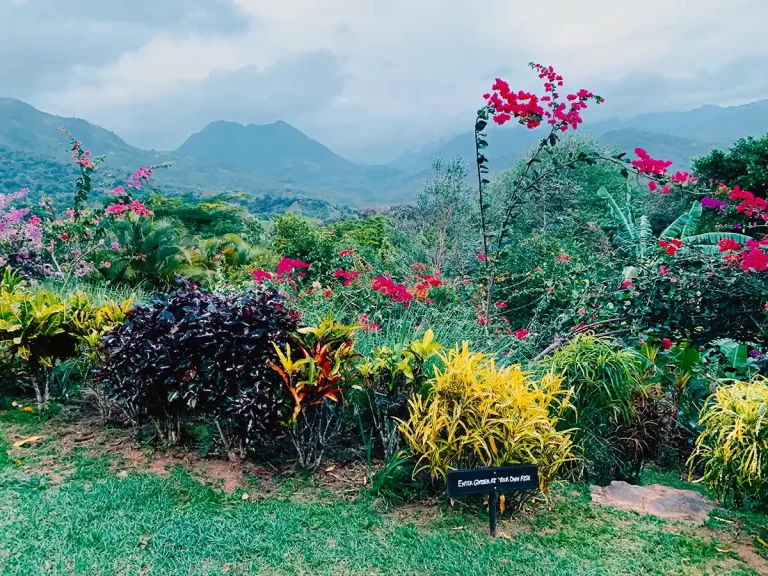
[590,481,717,524]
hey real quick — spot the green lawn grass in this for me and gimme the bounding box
[0,411,765,576]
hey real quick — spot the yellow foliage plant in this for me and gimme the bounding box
[689,378,768,506]
[398,342,576,492]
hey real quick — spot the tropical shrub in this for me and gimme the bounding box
[398,343,575,494]
[270,316,359,470]
[689,378,768,507]
[0,268,80,411]
[355,328,442,458]
[547,335,659,483]
[97,279,297,445]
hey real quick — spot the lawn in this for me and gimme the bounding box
[0,407,766,576]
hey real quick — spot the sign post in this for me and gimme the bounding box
[446,464,538,538]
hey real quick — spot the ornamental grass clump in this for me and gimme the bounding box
[689,378,768,506]
[398,342,575,492]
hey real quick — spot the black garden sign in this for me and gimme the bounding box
[447,464,538,537]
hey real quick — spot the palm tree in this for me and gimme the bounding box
[104,215,184,287]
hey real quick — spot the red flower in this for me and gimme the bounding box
[659,239,682,256]
[718,238,742,253]
[647,181,657,192]
[372,276,413,304]
[339,249,355,257]
[661,338,674,351]
[477,253,488,261]
[620,280,634,290]
[556,254,570,263]
[494,301,507,308]
[513,328,529,340]
[59,233,69,241]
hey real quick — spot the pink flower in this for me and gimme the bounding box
[477,253,488,261]
[276,257,310,277]
[556,254,570,263]
[101,261,111,269]
[648,181,658,192]
[252,270,273,283]
[111,242,120,250]
[494,301,507,308]
[339,249,355,257]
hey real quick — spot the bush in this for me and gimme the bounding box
[689,378,768,506]
[398,342,575,493]
[270,316,359,470]
[97,278,298,448]
[355,328,442,459]
[547,336,659,483]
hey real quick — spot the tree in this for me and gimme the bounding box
[693,136,768,196]
[393,158,477,276]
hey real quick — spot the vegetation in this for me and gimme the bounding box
[691,378,768,506]
[2,57,768,574]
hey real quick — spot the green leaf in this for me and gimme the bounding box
[661,202,702,240]
[713,338,748,369]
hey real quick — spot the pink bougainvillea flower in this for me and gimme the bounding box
[275,257,310,277]
[631,148,673,176]
[333,268,359,286]
[252,270,273,283]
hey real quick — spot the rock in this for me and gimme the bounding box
[591,481,717,524]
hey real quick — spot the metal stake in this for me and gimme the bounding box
[488,492,497,538]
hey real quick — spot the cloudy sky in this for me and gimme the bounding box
[2,0,767,163]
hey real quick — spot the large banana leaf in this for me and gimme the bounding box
[661,202,702,239]
[685,232,755,255]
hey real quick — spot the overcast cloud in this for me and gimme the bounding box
[3,0,768,163]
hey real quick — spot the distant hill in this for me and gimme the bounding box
[389,100,768,176]
[597,128,719,169]
[178,120,407,189]
[0,98,416,209]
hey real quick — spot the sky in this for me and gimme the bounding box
[2,0,768,164]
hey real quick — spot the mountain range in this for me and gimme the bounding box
[2,97,768,211]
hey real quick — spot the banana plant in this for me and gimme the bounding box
[660,201,753,254]
[597,185,654,260]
